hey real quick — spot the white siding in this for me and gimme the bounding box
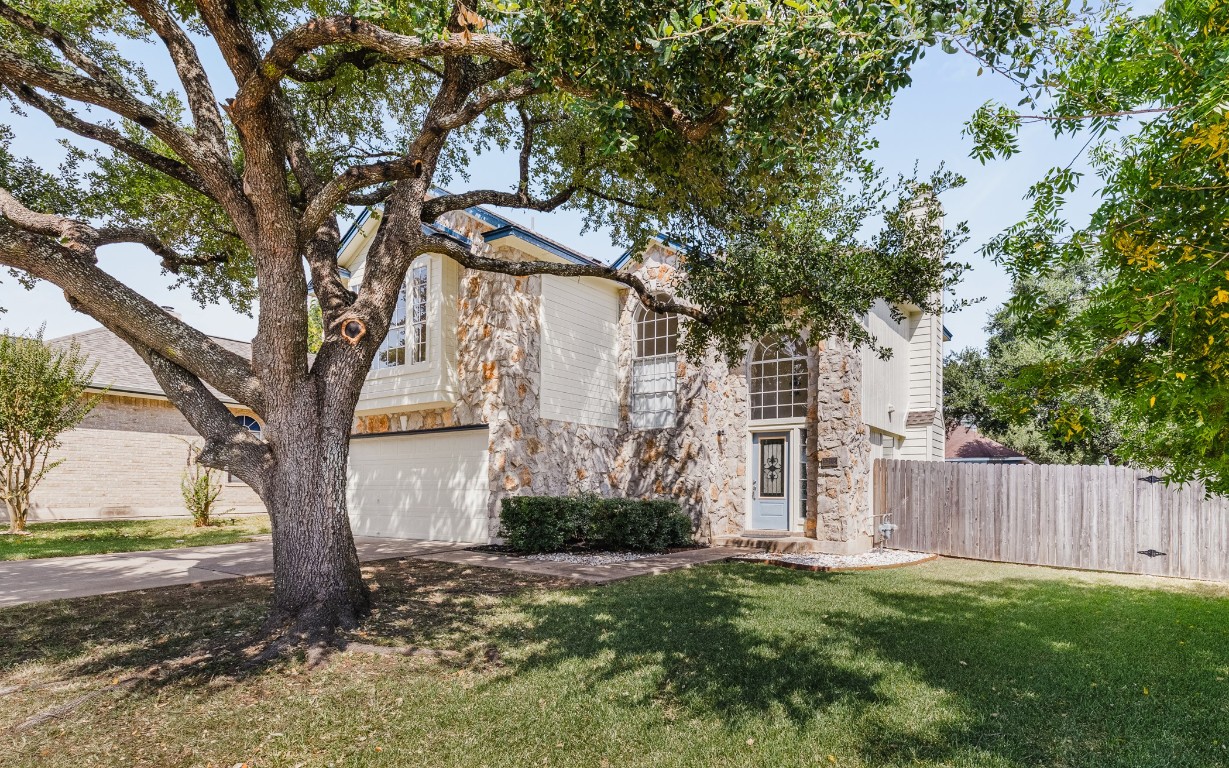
[540,275,620,427]
[898,304,946,461]
[347,428,490,541]
[356,254,462,415]
[861,301,910,437]
[906,313,941,411]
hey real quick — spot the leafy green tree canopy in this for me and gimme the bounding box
[943,256,1123,465]
[966,0,1229,491]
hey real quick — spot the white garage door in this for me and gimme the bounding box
[347,427,490,542]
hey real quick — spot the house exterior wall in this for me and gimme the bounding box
[348,217,939,546]
[612,253,749,538]
[861,302,910,438]
[20,394,266,522]
[539,275,620,428]
[901,308,946,462]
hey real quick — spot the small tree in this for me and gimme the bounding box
[181,444,224,527]
[0,328,96,534]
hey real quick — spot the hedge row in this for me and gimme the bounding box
[498,495,694,553]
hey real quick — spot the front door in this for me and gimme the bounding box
[751,433,789,530]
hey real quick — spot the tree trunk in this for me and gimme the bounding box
[261,391,370,634]
[5,496,28,534]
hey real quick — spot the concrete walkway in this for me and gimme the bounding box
[416,546,743,583]
[0,537,472,607]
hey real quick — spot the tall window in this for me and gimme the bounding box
[749,338,808,420]
[630,305,678,428]
[374,259,429,369]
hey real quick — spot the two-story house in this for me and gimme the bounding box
[341,202,946,554]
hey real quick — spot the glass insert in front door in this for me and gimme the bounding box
[759,438,786,497]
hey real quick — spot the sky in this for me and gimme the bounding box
[0,34,1103,352]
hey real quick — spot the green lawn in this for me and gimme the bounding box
[1,557,1227,767]
[0,515,271,560]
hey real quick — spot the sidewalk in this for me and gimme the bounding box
[0,537,471,607]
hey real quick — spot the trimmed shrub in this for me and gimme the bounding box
[498,496,586,553]
[588,498,694,551]
[499,495,695,553]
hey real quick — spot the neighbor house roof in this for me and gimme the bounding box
[945,425,1031,463]
[47,326,252,405]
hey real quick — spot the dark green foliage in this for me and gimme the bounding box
[499,495,693,553]
[498,496,588,553]
[966,0,1229,490]
[587,498,693,552]
[942,257,1124,465]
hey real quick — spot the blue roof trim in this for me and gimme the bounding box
[942,324,953,341]
[338,207,372,254]
[422,221,471,248]
[429,186,513,230]
[611,233,685,269]
[484,225,601,266]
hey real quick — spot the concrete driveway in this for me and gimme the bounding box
[0,536,473,607]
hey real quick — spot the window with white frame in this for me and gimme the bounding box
[749,338,808,421]
[630,305,678,428]
[374,259,429,369]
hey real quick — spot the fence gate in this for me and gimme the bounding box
[874,460,1229,581]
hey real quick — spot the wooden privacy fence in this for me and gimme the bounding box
[875,459,1229,582]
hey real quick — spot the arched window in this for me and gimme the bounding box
[234,414,262,439]
[630,305,678,428]
[228,415,262,484]
[374,257,429,369]
[749,338,808,421]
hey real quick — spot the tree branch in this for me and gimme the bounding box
[0,188,98,258]
[232,16,526,118]
[553,78,733,142]
[0,49,201,170]
[434,80,543,132]
[0,1,119,85]
[421,186,577,222]
[423,233,705,320]
[0,210,265,414]
[124,0,230,161]
[5,84,208,194]
[95,226,230,273]
[136,345,272,490]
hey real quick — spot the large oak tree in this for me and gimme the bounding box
[0,0,1037,638]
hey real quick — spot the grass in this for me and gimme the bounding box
[0,515,271,560]
[1,557,1227,767]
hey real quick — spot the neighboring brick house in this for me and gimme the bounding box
[342,202,947,554]
[18,326,266,522]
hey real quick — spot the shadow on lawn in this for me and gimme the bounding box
[496,562,1229,768]
[0,558,562,689]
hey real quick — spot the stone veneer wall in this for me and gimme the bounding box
[810,339,874,553]
[610,247,749,540]
[352,242,621,538]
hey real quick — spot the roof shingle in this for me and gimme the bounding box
[47,327,252,405]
